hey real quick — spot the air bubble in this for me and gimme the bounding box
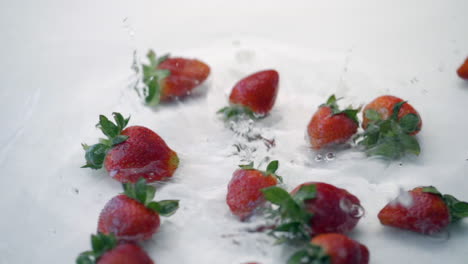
[315,154,323,162]
[325,152,335,161]
[340,198,365,218]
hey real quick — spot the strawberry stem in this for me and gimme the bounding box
[217,105,257,120]
[81,113,130,169]
[422,186,468,223]
[140,50,170,106]
[76,233,117,264]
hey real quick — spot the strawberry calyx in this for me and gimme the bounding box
[217,105,257,120]
[421,186,468,223]
[321,94,360,124]
[82,113,130,169]
[123,178,179,217]
[287,244,330,264]
[356,101,421,159]
[76,232,117,264]
[239,160,283,183]
[141,50,171,106]
[261,184,317,244]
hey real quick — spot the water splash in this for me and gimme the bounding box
[340,198,365,218]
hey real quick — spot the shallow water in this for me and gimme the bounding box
[2,1,468,263]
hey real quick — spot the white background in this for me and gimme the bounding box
[1,0,468,263]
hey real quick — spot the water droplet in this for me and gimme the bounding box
[340,198,365,218]
[325,152,335,161]
[315,154,323,162]
[73,188,79,195]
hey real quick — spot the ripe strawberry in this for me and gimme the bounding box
[378,186,468,235]
[261,182,363,243]
[288,233,369,264]
[226,160,282,220]
[357,95,422,159]
[82,113,179,183]
[307,95,359,149]
[218,70,279,118]
[141,50,210,105]
[76,233,154,264]
[457,57,468,80]
[98,178,179,241]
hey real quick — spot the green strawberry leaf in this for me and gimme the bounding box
[82,143,110,169]
[322,94,360,124]
[399,133,421,155]
[340,108,360,124]
[140,50,171,106]
[239,161,255,170]
[287,244,330,264]
[421,186,441,195]
[365,109,381,122]
[76,233,117,263]
[147,200,179,216]
[443,194,468,223]
[217,105,256,119]
[262,186,292,206]
[82,113,130,170]
[266,160,279,174]
[399,113,420,134]
[391,101,407,120]
[292,184,317,204]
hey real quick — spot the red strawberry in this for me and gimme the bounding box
[140,50,210,105]
[307,95,359,149]
[82,113,179,183]
[226,160,281,220]
[457,57,468,80]
[357,95,422,159]
[361,95,421,134]
[261,182,363,243]
[98,179,179,241]
[378,186,468,235]
[218,70,279,118]
[288,233,369,264]
[76,233,154,264]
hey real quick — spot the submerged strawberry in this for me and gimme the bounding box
[218,70,279,119]
[457,57,468,80]
[140,50,210,105]
[307,95,359,149]
[76,233,154,264]
[98,178,179,241]
[261,182,363,243]
[82,113,179,183]
[378,186,468,235]
[288,233,369,264]
[226,160,282,220]
[357,95,422,159]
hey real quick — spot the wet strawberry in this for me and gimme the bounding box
[307,95,359,149]
[218,70,279,119]
[98,179,179,241]
[357,95,422,159]
[227,160,282,220]
[457,57,468,80]
[76,233,154,264]
[288,233,369,264]
[361,95,421,134]
[140,50,210,105]
[82,113,179,183]
[261,182,363,243]
[378,186,468,235]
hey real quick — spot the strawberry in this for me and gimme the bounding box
[141,50,210,105]
[307,95,359,149]
[218,70,279,118]
[76,233,154,264]
[226,160,282,220]
[378,186,468,235]
[357,95,422,159]
[98,178,179,241]
[288,233,369,264]
[82,113,179,183]
[457,57,468,80]
[261,182,363,243]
